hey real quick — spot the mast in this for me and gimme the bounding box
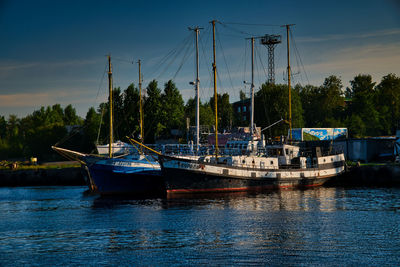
[250,37,255,138]
[283,24,294,142]
[108,55,113,158]
[189,26,202,154]
[211,20,218,158]
[138,59,143,146]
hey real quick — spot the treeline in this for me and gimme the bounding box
[256,73,400,137]
[1,73,399,161]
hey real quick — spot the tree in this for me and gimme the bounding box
[121,83,140,139]
[239,90,247,101]
[144,80,164,143]
[346,74,379,136]
[0,116,6,139]
[160,80,184,137]
[82,107,101,153]
[374,73,400,135]
[64,104,81,125]
[184,98,215,128]
[254,83,303,138]
[209,93,233,130]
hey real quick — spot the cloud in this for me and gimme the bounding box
[300,42,400,86]
[0,93,52,107]
[297,28,400,43]
[0,59,100,79]
[0,89,97,108]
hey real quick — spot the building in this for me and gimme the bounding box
[232,98,250,124]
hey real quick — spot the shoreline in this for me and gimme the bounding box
[0,164,86,186]
[1,162,399,188]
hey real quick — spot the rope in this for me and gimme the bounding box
[173,34,194,80]
[290,29,310,85]
[223,22,281,27]
[255,44,268,82]
[216,26,235,94]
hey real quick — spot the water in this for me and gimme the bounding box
[0,186,399,266]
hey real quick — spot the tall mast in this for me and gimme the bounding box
[108,55,113,158]
[138,59,143,145]
[284,24,294,142]
[211,20,218,158]
[250,37,255,138]
[189,26,202,154]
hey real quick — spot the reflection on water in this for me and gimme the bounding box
[0,186,399,266]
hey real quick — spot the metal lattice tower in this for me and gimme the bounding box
[260,34,282,84]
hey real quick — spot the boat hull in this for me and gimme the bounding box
[84,157,164,196]
[160,155,345,195]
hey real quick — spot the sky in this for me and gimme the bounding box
[0,0,399,119]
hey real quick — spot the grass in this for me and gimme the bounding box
[346,160,400,167]
[0,161,81,170]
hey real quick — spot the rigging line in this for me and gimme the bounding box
[216,26,235,94]
[173,34,194,80]
[243,39,248,97]
[256,44,268,81]
[199,25,213,93]
[96,103,105,145]
[290,29,310,85]
[218,22,254,37]
[112,57,134,64]
[156,33,193,80]
[253,44,262,88]
[147,48,178,78]
[222,22,281,27]
[261,87,272,136]
[148,32,193,79]
[217,33,249,39]
[55,59,108,147]
[93,61,108,107]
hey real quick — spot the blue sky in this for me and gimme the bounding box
[1,0,399,118]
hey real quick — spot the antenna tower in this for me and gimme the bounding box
[260,34,282,84]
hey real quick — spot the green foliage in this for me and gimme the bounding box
[81,107,101,153]
[0,104,83,161]
[300,76,345,127]
[254,83,303,138]
[209,93,233,130]
[374,73,400,135]
[160,80,185,137]
[144,80,163,143]
[239,90,247,101]
[2,73,400,161]
[64,104,81,125]
[346,74,380,136]
[185,98,215,127]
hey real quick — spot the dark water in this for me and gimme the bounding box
[0,186,399,266]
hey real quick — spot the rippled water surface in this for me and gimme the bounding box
[0,186,399,266]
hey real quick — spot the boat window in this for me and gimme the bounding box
[270,161,274,165]
[331,158,333,162]
[242,160,245,164]
[285,149,289,155]
[260,162,265,168]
